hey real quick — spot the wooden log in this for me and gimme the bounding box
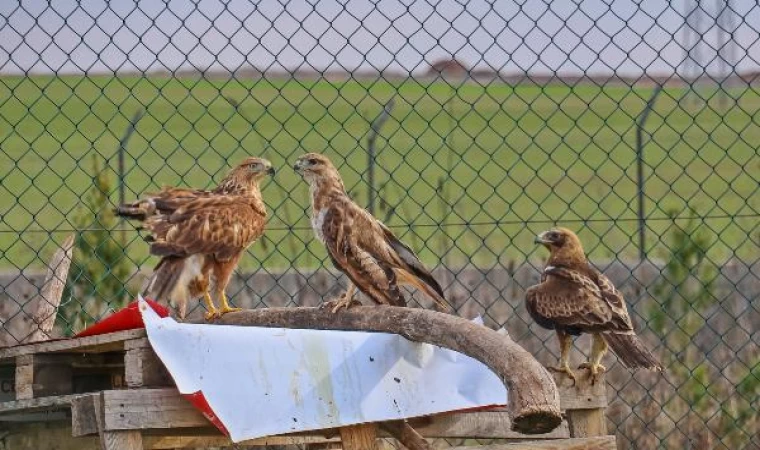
[339,424,378,450]
[212,307,562,434]
[381,421,432,450]
[21,234,75,344]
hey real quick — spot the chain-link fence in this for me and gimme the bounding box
[1,1,759,448]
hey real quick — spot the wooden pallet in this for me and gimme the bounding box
[0,330,615,450]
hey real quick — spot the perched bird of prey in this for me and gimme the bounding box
[293,153,449,313]
[525,228,662,383]
[116,157,275,320]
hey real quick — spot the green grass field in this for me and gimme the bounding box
[1,75,758,271]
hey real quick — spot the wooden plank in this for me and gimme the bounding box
[90,388,570,439]
[93,390,143,450]
[101,389,208,431]
[381,421,432,450]
[72,394,98,437]
[554,372,607,411]
[447,436,617,450]
[100,430,144,450]
[0,329,147,360]
[143,434,340,449]
[566,409,607,438]
[0,393,80,414]
[0,365,14,403]
[15,355,34,400]
[0,421,101,450]
[340,424,378,450]
[124,347,172,388]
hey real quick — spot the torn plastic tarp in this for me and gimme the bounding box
[138,297,507,443]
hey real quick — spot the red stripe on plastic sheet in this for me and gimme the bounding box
[183,391,231,436]
[75,298,170,337]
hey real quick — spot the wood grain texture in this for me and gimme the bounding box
[212,306,562,434]
[554,372,607,410]
[143,434,340,449]
[14,355,34,400]
[99,430,144,450]
[566,408,607,438]
[381,421,432,450]
[21,234,75,344]
[0,329,146,359]
[124,347,171,388]
[66,388,569,441]
[407,411,569,439]
[0,422,101,450]
[71,394,97,437]
[0,393,80,414]
[94,390,144,450]
[340,424,378,450]
[447,436,617,450]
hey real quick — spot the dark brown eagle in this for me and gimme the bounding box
[525,227,662,383]
[116,157,275,320]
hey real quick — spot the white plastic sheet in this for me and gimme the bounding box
[139,297,507,442]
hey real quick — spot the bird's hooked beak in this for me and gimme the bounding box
[534,231,552,245]
[267,166,276,176]
[293,159,305,174]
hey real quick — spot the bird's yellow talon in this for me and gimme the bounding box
[578,362,606,385]
[219,306,242,315]
[204,310,218,321]
[547,364,577,385]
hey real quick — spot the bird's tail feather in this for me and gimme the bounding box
[395,269,451,313]
[147,257,184,302]
[114,199,155,221]
[603,332,663,371]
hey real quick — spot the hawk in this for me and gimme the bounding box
[293,153,449,313]
[525,227,662,383]
[117,157,275,320]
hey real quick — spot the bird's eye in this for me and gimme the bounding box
[308,158,319,165]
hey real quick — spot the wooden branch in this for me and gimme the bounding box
[22,234,75,344]
[213,307,562,434]
[381,421,433,450]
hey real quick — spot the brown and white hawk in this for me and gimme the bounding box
[293,152,449,313]
[117,157,275,320]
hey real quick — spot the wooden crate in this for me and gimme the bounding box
[0,330,615,450]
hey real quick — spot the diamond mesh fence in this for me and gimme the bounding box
[1,1,759,448]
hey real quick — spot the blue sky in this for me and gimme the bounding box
[1,0,758,76]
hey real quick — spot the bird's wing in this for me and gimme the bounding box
[321,204,406,306]
[145,195,267,261]
[116,187,215,220]
[526,265,620,333]
[376,222,449,311]
[590,267,636,332]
